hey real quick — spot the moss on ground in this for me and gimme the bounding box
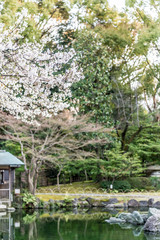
[37,181,101,194]
[36,181,160,202]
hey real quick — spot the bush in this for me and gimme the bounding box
[113,180,131,192]
[150,177,160,190]
[101,180,131,192]
[127,177,152,190]
[22,192,37,208]
[101,181,110,189]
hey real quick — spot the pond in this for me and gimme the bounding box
[0,208,157,240]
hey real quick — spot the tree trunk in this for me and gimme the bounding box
[28,170,34,194]
[33,171,39,195]
[57,169,61,191]
[85,170,88,181]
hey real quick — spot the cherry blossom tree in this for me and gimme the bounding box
[0,110,110,194]
[0,3,83,123]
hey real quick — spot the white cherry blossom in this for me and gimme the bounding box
[0,6,83,123]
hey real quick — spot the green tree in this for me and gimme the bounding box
[103,144,143,184]
[72,0,139,126]
[72,31,113,125]
[129,124,160,166]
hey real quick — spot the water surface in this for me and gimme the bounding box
[0,209,155,240]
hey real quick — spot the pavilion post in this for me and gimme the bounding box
[9,167,11,207]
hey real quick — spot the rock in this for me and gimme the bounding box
[113,203,124,208]
[132,211,144,224]
[139,201,148,207]
[148,198,154,207]
[73,207,78,214]
[144,215,160,232]
[153,201,160,208]
[118,223,133,229]
[118,212,136,224]
[48,199,55,204]
[86,198,103,207]
[102,198,118,206]
[48,199,55,209]
[133,226,144,237]
[106,208,160,233]
[72,198,78,207]
[105,204,115,209]
[144,232,160,240]
[86,197,96,206]
[105,217,126,224]
[123,203,128,209]
[118,211,144,225]
[86,198,119,207]
[76,198,89,207]
[80,201,90,207]
[108,198,119,204]
[128,199,139,208]
[141,214,148,223]
[148,208,160,218]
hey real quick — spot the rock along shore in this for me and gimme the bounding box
[14,196,159,210]
[106,208,160,233]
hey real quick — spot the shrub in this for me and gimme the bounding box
[113,180,131,192]
[101,180,131,192]
[22,192,37,208]
[100,181,110,189]
[150,177,160,190]
[127,177,152,190]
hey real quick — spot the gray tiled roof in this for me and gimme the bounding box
[0,150,24,167]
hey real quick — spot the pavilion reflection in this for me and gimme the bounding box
[0,212,14,240]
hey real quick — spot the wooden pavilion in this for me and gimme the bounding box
[0,150,24,206]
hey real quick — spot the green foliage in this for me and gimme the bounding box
[150,177,160,190]
[127,177,153,190]
[112,180,131,192]
[0,0,70,42]
[22,193,37,208]
[129,125,160,164]
[62,158,110,183]
[71,1,137,126]
[72,30,113,125]
[1,140,21,156]
[23,212,37,224]
[103,145,143,181]
[1,0,160,187]
[101,180,131,192]
[55,196,73,209]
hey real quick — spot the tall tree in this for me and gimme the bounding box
[125,0,160,122]
[71,0,138,126]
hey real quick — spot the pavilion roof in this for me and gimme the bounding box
[0,150,24,167]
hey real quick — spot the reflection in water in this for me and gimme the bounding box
[0,208,159,240]
[0,212,13,240]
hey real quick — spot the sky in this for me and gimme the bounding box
[108,0,126,10]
